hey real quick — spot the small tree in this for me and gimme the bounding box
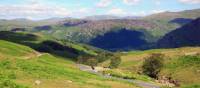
[142,53,164,79]
[109,54,121,69]
[86,58,98,70]
[77,55,98,70]
[96,52,113,63]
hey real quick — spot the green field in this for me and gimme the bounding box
[0,40,139,88]
[116,47,200,87]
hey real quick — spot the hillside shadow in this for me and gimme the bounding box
[0,31,86,61]
[89,28,149,51]
[0,31,37,43]
[33,25,52,32]
[158,17,200,48]
[63,20,88,27]
[169,18,193,25]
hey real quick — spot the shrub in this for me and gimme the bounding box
[142,53,164,79]
[96,52,113,63]
[109,54,121,69]
[86,58,98,70]
[77,55,98,70]
[77,55,91,64]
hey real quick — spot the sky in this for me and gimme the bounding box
[0,0,200,20]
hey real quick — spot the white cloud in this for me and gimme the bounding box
[0,1,72,20]
[107,8,149,16]
[0,0,97,19]
[97,0,141,7]
[179,0,200,4]
[123,0,141,5]
[96,0,112,7]
[107,8,127,15]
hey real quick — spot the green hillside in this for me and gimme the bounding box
[144,9,200,21]
[0,31,98,58]
[109,47,200,88]
[0,9,199,51]
[0,40,139,88]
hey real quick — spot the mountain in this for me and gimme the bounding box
[0,19,35,30]
[1,9,200,51]
[144,9,200,21]
[0,17,77,31]
[123,16,141,19]
[30,9,200,51]
[1,7,200,88]
[157,17,200,48]
[88,29,150,51]
[43,19,158,51]
[84,15,121,20]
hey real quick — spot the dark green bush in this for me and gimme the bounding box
[142,53,164,78]
[109,54,121,69]
[77,55,98,69]
[86,58,98,70]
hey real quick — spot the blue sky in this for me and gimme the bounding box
[0,0,199,20]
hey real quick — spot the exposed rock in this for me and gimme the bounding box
[67,80,73,83]
[158,76,179,87]
[35,80,41,85]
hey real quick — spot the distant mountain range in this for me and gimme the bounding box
[0,8,200,51]
[84,15,121,20]
[84,15,141,20]
[144,9,200,21]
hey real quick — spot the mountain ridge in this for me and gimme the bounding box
[158,17,200,48]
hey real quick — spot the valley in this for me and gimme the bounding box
[0,7,200,88]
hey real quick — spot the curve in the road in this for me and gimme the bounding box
[77,64,160,88]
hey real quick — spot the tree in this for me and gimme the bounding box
[77,55,98,70]
[86,58,98,70]
[142,53,164,79]
[109,54,121,69]
[96,52,113,63]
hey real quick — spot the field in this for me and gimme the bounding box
[0,40,139,88]
[118,47,200,87]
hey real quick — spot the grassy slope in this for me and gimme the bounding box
[31,31,98,56]
[0,40,138,88]
[0,31,97,57]
[118,47,200,87]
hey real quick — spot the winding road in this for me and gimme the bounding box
[77,64,161,88]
